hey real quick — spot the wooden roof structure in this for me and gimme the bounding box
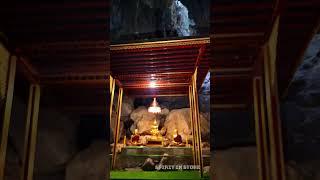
[210,0,320,109]
[110,37,210,97]
[1,1,110,114]
[0,0,319,113]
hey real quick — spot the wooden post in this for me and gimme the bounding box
[253,77,270,180]
[0,55,16,180]
[21,84,41,180]
[109,75,115,123]
[263,16,286,180]
[188,85,197,165]
[111,87,123,169]
[191,82,199,167]
[192,68,204,177]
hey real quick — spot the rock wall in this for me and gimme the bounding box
[111,0,209,42]
[212,147,258,180]
[164,108,210,141]
[66,141,108,180]
[281,34,320,179]
[211,146,320,180]
[110,95,134,142]
[130,106,156,134]
[5,95,79,180]
[199,72,210,113]
[112,95,210,142]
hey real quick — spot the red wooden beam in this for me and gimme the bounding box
[111,47,199,58]
[112,66,195,75]
[124,82,189,89]
[111,54,198,64]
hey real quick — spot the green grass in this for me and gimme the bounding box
[110,171,209,180]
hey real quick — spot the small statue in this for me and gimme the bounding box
[141,153,169,171]
[150,119,160,136]
[173,129,182,143]
[131,129,140,144]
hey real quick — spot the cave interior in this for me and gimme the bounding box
[0,0,320,179]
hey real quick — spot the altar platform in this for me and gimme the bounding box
[110,146,210,170]
[110,171,210,180]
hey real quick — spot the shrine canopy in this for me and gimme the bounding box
[110,37,210,97]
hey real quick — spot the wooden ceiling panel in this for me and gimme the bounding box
[277,0,320,96]
[111,38,210,97]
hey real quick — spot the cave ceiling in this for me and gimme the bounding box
[110,0,210,44]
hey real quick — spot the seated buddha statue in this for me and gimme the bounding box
[131,129,140,144]
[173,129,182,143]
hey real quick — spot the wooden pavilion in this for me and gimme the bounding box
[0,0,319,180]
[109,37,210,177]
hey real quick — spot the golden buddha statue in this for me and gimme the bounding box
[150,119,160,136]
[131,129,140,144]
[146,119,163,145]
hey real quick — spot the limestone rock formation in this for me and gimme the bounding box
[164,108,191,141]
[110,110,125,143]
[211,147,320,180]
[7,96,79,177]
[121,95,134,117]
[199,72,210,113]
[163,108,209,141]
[110,95,133,141]
[66,141,108,180]
[130,106,156,134]
[212,147,258,180]
[281,34,320,178]
[33,108,79,173]
[158,96,189,110]
[111,0,209,42]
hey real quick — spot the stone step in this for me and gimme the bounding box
[111,146,211,169]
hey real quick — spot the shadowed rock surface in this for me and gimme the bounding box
[281,34,320,180]
[111,0,209,43]
[66,141,108,180]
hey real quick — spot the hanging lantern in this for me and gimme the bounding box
[148,98,161,113]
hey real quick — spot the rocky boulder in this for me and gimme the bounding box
[163,108,209,141]
[110,110,124,143]
[199,72,210,113]
[7,96,79,175]
[212,146,258,180]
[211,146,320,180]
[66,141,108,180]
[34,108,79,173]
[111,0,209,42]
[130,106,156,134]
[121,95,134,117]
[281,34,320,172]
